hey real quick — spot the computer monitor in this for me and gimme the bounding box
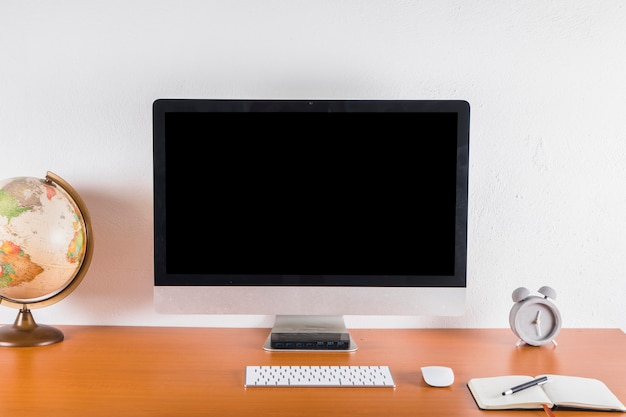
[153,99,470,351]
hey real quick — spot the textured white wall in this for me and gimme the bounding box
[1,1,624,331]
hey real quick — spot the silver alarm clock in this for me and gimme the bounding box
[509,286,562,347]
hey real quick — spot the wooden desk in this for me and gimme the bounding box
[0,327,623,417]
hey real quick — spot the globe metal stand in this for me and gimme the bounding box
[0,305,64,347]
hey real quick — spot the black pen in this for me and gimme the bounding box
[502,376,549,395]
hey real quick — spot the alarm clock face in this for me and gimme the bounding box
[509,297,562,346]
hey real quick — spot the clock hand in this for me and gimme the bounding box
[533,310,542,336]
[533,310,541,324]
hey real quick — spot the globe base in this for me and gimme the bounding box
[0,307,64,347]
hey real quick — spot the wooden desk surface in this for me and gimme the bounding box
[0,326,624,417]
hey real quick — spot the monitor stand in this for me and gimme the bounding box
[263,315,358,352]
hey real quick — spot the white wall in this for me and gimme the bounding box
[1,1,624,331]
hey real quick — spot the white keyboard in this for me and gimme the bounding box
[244,365,395,387]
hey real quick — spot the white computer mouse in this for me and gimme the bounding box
[421,366,455,387]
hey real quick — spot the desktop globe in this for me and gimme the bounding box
[0,172,93,347]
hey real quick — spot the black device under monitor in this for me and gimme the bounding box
[152,99,470,351]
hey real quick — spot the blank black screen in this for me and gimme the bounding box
[153,100,469,287]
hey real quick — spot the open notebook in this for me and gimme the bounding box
[467,374,626,412]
